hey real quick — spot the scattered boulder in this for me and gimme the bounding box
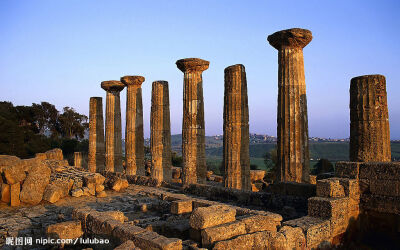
[96,191,107,198]
[172,167,181,179]
[1,183,10,203]
[71,188,83,197]
[3,162,26,185]
[20,161,51,205]
[10,182,20,207]
[250,170,266,182]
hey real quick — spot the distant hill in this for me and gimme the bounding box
[141,134,400,172]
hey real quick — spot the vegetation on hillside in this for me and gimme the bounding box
[0,101,89,161]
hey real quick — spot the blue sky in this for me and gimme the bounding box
[1,0,399,139]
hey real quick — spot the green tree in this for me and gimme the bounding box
[311,158,334,175]
[171,151,183,167]
[32,102,60,137]
[58,107,88,139]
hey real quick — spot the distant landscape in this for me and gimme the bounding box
[142,134,400,172]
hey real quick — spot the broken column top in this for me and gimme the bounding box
[90,97,102,100]
[351,74,385,83]
[224,64,245,73]
[153,80,168,85]
[267,28,313,50]
[176,58,210,73]
[101,81,125,92]
[120,76,145,86]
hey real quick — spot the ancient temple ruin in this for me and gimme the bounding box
[1,27,398,249]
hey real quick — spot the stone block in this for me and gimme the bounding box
[316,178,345,198]
[114,240,140,250]
[308,197,349,219]
[189,205,236,230]
[201,221,246,247]
[335,162,360,179]
[171,200,193,214]
[10,182,20,207]
[212,231,288,250]
[279,226,306,249]
[283,216,331,249]
[19,162,51,205]
[360,193,400,214]
[359,162,400,181]
[240,215,281,233]
[112,224,146,242]
[72,208,94,231]
[44,148,63,160]
[1,183,10,203]
[336,178,360,200]
[101,219,122,235]
[46,221,83,240]
[369,179,400,197]
[134,230,182,250]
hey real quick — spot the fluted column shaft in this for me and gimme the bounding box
[350,74,391,162]
[268,28,312,183]
[88,97,105,172]
[177,58,209,185]
[223,64,251,190]
[151,81,172,182]
[105,90,123,172]
[277,47,309,182]
[74,152,83,168]
[126,85,144,175]
[121,76,145,176]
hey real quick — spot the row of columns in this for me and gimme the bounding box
[87,27,392,189]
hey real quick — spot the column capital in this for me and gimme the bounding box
[121,76,145,87]
[101,80,125,92]
[176,58,209,73]
[267,28,312,50]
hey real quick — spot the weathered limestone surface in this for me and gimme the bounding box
[176,58,209,185]
[150,80,172,182]
[223,64,251,191]
[189,205,236,230]
[268,28,312,183]
[101,81,125,173]
[121,76,146,176]
[88,97,105,172]
[350,74,391,162]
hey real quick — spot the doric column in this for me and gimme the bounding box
[74,152,83,168]
[121,76,146,176]
[268,28,312,183]
[223,64,251,190]
[88,97,105,172]
[176,58,209,185]
[350,74,391,162]
[150,81,172,182]
[101,80,125,173]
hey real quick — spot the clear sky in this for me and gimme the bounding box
[1,0,399,139]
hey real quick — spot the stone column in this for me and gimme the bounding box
[88,97,105,172]
[150,81,172,182]
[223,64,251,190]
[350,74,391,162]
[101,80,125,173]
[268,28,312,183]
[74,152,83,168]
[121,76,146,176]
[176,58,209,185]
